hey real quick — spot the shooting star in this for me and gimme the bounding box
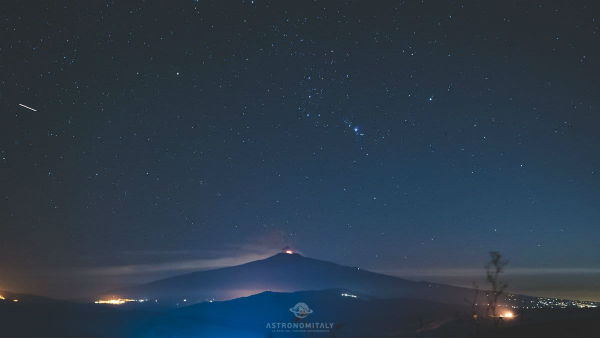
[18,103,37,112]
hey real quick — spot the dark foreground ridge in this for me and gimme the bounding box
[2,287,599,338]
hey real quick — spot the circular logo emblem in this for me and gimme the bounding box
[289,302,313,319]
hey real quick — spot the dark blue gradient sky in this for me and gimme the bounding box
[1,1,599,300]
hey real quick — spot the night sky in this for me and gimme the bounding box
[1,1,599,301]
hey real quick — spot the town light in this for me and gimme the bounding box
[94,298,139,305]
[501,310,514,319]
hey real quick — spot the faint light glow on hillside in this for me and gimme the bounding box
[285,250,294,254]
[0,294,19,302]
[341,292,358,298]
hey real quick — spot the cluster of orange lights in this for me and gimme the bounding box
[472,310,515,320]
[0,294,18,302]
[94,298,137,305]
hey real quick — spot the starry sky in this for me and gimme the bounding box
[1,1,599,301]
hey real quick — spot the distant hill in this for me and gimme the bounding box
[171,289,472,337]
[173,291,600,338]
[108,252,479,308]
[2,287,598,337]
[0,289,470,337]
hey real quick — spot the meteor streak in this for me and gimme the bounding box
[18,103,37,111]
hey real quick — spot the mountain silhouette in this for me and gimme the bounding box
[108,252,476,308]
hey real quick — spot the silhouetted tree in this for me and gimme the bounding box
[485,251,508,327]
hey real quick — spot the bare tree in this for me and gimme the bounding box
[485,251,508,326]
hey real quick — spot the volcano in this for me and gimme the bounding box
[108,252,476,308]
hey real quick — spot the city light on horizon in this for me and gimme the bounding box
[94,298,145,305]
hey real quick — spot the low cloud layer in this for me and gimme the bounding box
[383,267,600,278]
[83,252,274,276]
